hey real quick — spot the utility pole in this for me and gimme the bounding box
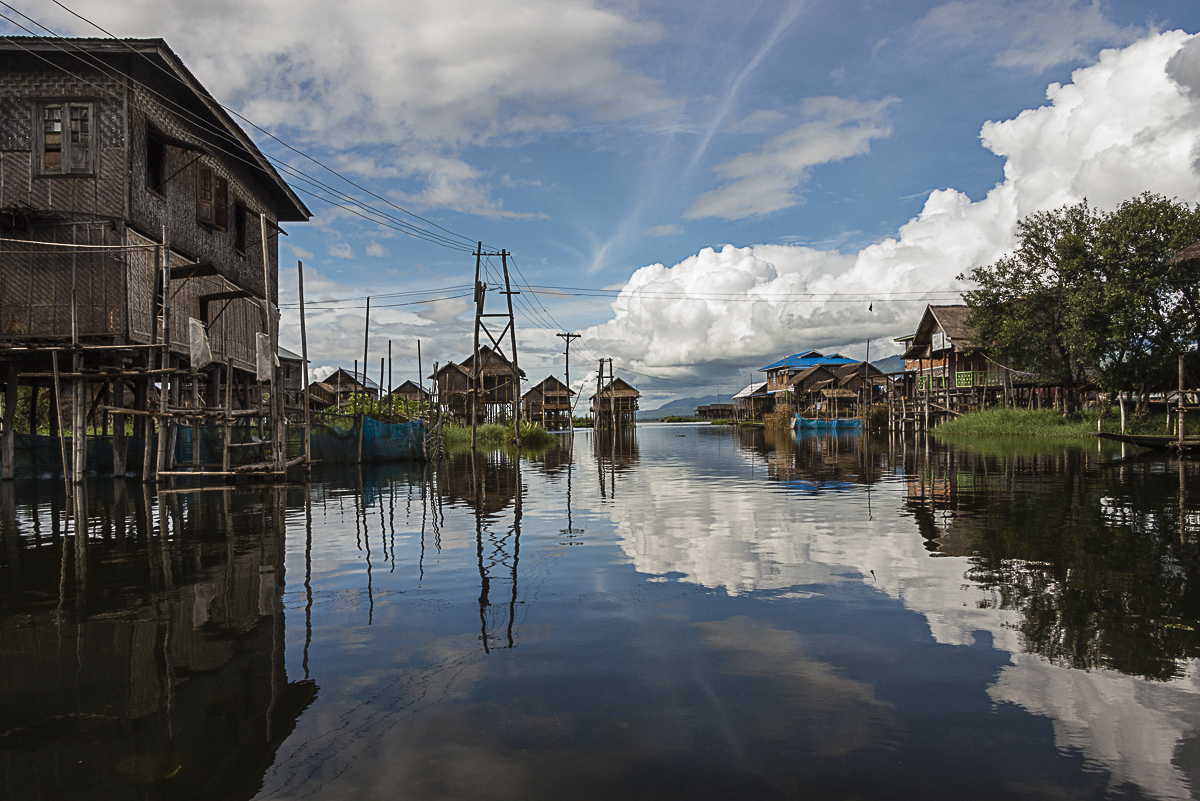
[557,332,580,434]
[470,243,521,448]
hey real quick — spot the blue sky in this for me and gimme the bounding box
[9,0,1200,404]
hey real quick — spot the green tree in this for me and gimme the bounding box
[961,201,1099,411]
[963,194,1200,410]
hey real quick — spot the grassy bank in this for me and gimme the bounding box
[442,422,557,449]
[934,407,1200,438]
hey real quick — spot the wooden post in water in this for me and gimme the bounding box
[51,351,69,494]
[471,244,483,450]
[359,298,370,464]
[2,362,17,480]
[223,358,233,474]
[501,251,522,448]
[299,261,312,478]
[155,232,172,480]
[112,372,126,477]
[1179,354,1186,447]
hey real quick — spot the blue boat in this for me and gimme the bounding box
[795,415,862,429]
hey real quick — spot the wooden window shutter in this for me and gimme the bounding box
[196,163,214,224]
[214,176,229,230]
[66,103,93,173]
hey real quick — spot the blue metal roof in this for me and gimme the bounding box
[758,351,858,371]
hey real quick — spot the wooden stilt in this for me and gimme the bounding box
[112,373,127,477]
[2,362,17,480]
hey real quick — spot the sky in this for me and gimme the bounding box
[6,0,1200,406]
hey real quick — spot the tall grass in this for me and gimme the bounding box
[934,407,1200,438]
[441,421,556,448]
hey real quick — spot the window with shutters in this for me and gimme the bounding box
[35,100,97,175]
[196,164,229,229]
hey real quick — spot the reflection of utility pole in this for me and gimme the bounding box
[557,332,580,434]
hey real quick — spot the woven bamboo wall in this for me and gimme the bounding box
[126,228,264,373]
[0,223,126,340]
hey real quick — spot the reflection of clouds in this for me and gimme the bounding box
[696,616,898,755]
[989,657,1200,801]
[607,448,1200,800]
[612,475,851,595]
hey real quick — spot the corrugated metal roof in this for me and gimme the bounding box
[758,351,858,371]
[732,381,767,399]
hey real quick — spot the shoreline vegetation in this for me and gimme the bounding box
[934,407,1200,438]
[442,422,557,449]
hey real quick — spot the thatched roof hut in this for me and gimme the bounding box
[460,345,527,379]
[1167,240,1200,266]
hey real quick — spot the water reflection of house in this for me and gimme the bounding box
[435,449,520,517]
[760,431,885,493]
[0,484,316,800]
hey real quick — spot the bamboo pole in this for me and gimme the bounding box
[1180,354,1186,447]
[471,244,482,450]
[501,250,521,448]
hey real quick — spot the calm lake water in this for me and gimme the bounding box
[3,424,1200,800]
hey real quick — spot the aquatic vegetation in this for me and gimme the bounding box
[935,407,1200,438]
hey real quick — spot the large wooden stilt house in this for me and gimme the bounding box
[0,37,311,478]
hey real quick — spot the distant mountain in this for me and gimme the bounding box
[871,355,907,374]
[637,394,727,420]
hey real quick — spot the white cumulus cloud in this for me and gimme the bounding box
[590,30,1200,388]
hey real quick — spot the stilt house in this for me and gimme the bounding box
[389,380,429,402]
[460,345,525,423]
[0,37,311,477]
[430,362,471,421]
[522,376,574,430]
[591,377,639,428]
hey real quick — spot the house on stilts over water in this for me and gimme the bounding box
[591,377,639,429]
[0,37,313,479]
